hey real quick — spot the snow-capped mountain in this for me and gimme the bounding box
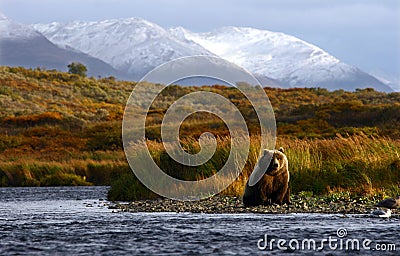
[0,13,120,77]
[371,72,400,92]
[33,18,214,80]
[170,26,391,91]
[0,12,40,39]
[29,17,393,91]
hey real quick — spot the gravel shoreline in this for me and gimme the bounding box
[109,195,399,216]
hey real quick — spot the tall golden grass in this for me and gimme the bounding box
[278,134,400,196]
[108,133,400,200]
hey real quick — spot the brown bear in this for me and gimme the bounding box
[242,147,290,206]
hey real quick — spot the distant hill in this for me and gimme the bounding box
[0,66,398,139]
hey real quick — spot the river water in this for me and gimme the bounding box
[0,186,398,255]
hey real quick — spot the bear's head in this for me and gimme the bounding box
[258,147,287,176]
[247,147,288,186]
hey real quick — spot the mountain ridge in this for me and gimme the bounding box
[33,17,392,91]
[0,13,393,91]
[33,18,215,80]
[170,26,391,91]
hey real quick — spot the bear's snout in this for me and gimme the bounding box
[272,158,279,169]
[266,158,280,175]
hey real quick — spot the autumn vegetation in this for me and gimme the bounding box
[0,66,399,201]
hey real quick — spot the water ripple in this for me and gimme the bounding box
[0,187,398,255]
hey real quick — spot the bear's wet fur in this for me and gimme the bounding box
[243,147,290,207]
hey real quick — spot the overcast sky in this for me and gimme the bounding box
[0,0,399,84]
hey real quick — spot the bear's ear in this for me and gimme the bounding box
[278,147,285,153]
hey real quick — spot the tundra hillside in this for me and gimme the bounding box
[0,66,399,200]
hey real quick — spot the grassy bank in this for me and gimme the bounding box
[108,134,400,201]
[0,159,129,187]
[0,67,399,200]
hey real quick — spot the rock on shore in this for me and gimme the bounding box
[109,195,400,216]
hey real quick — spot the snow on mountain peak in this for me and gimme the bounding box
[170,25,349,86]
[0,12,8,21]
[33,18,213,77]
[32,17,390,91]
[0,13,41,39]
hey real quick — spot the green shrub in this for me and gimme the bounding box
[67,62,87,77]
[85,162,129,185]
[107,172,158,201]
[40,172,92,186]
[85,122,122,151]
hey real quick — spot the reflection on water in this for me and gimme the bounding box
[0,187,398,255]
